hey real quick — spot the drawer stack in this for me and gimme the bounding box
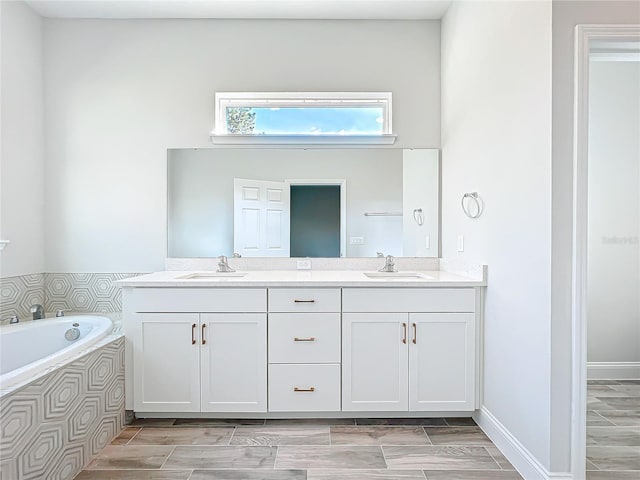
[267,288,341,412]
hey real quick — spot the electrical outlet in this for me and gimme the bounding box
[457,235,464,252]
[296,259,312,270]
[350,236,365,245]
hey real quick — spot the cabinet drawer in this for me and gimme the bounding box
[342,288,475,313]
[268,288,341,313]
[268,313,340,364]
[129,288,267,313]
[268,364,340,412]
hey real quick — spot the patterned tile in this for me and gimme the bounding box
[0,274,45,321]
[0,272,143,323]
[45,273,143,314]
[0,337,125,480]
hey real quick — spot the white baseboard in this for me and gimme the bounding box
[587,362,640,380]
[474,407,573,480]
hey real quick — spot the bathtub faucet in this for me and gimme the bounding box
[30,304,45,320]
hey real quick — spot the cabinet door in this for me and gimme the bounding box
[409,313,475,411]
[133,313,200,412]
[342,313,409,411]
[200,313,267,412]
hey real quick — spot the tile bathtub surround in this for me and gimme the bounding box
[77,420,522,479]
[0,337,125,480]
[0,272,143,324]
[45,272,144,313]
[0,273,46,320]
[586,380,640,477]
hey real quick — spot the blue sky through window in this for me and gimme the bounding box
[229,107,385,135]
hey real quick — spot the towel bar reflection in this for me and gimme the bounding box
[364,212,402,217]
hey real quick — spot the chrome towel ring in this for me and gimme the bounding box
[462,192,483,219]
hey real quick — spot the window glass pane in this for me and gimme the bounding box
[225,106,385,135]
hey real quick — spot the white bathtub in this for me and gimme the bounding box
[0,315,113,389]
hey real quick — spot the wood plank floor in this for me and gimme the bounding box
[587,379,640,479]
[75,418,522,479]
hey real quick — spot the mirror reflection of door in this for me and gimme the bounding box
[290,185,341,258]
[233,178,290,257]
[234,179,342,258]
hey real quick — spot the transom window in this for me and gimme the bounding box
[214,92,393,137]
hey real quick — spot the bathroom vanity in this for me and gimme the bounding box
[118,266,485,418]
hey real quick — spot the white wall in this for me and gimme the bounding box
[168,148,405,258]
[0,0,45,278]
[551,1,640,472]
[441,0,552,472]
[587,60,640,364]
[43,19,441,272]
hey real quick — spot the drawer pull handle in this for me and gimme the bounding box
[294,337,316,342]
[191,323,197,345]
[294,387,316,392]
[294,299,315,303]
[202,324,207,345]
[402,323,407,344]
[412,323,417,344]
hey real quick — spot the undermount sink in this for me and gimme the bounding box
[364,272,432,279]
[178,272,248,279]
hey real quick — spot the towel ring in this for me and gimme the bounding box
[461,192,483,219]
[413,208,424,226]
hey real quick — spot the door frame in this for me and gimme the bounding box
[571,24,640,478]
[285,179,347,257]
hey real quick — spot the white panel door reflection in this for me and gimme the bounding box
[234,178,290,257]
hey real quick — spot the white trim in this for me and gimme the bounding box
[587,362,640,380]
[209,134,397,146]
[474,407,573,480]
[285,179,347,257]
[571,24,640,480]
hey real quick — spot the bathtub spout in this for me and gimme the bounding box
[30,304,45,320]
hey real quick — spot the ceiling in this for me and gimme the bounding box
[25,0,452,20]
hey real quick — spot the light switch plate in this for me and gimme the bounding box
[457,235,464,252]
[296,259,312,270]
[425,235,430,249]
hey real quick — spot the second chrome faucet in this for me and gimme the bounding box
[378,255,397,273]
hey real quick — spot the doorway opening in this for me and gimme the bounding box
[290,185,341,257]
[572,26,640,479]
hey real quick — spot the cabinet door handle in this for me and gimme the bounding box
[412,323,417,344]
[191,323,197,345]
[294,337,316,342]
[294,387,316,392]
[202,324,207,345]
[294,299,315,303]
[402,323,407,344]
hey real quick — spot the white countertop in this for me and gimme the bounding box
[115,269,486,288]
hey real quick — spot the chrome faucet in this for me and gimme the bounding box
[30,304,45,320]
[378,255,397,273]
[9,314,19,324]
[217,256,236,273]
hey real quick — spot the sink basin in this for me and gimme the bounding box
[178,272,248,279]
[364,272,432,279]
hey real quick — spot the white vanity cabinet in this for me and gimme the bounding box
[127,288,267,413]
[123,281,481,416]
[342,288,477,412]
[133,313,201,412]
[267,288,341,412]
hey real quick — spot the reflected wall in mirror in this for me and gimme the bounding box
[168,148,439,258]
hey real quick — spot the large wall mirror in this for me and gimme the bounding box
[168,148,440,258]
